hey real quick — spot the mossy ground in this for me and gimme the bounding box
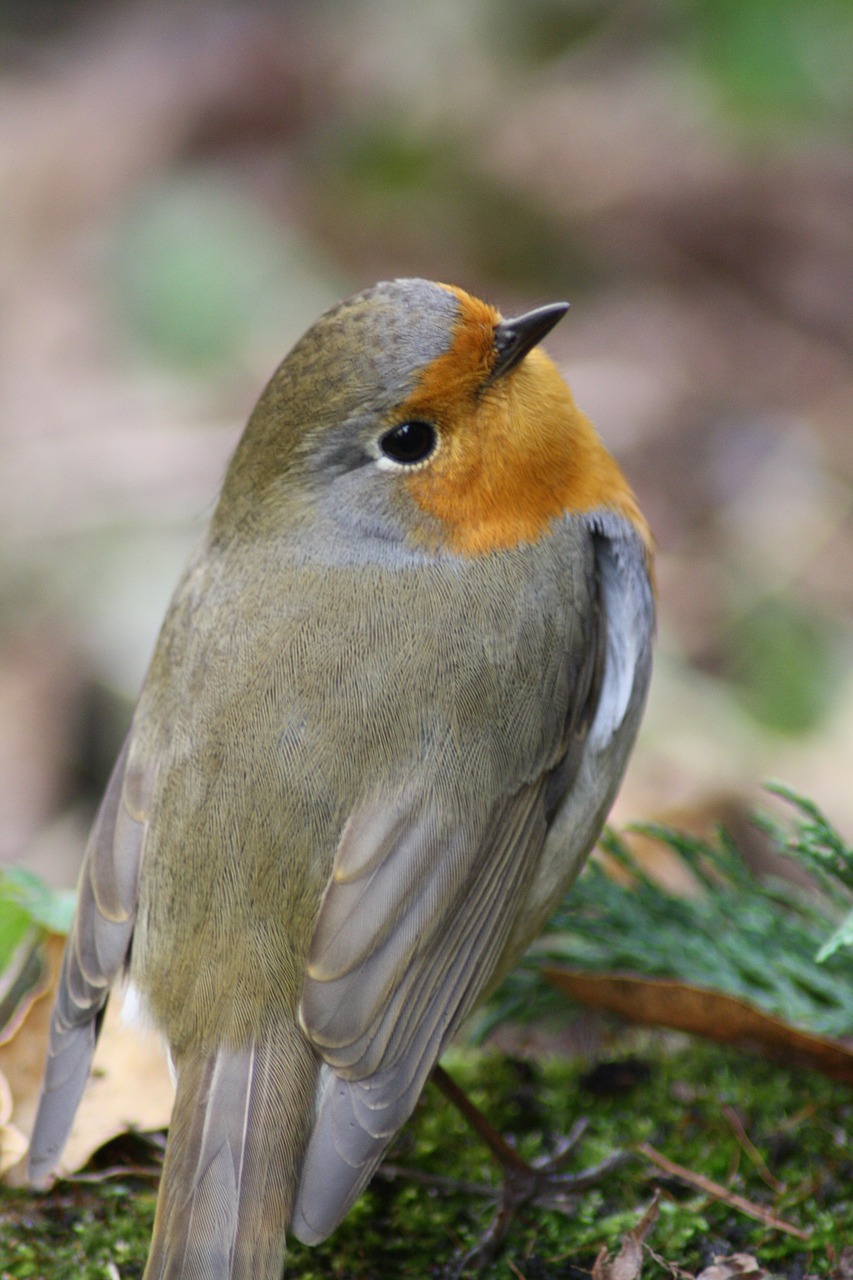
[2,1031,850,1279]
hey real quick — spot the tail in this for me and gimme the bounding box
[143,1021,318,1280]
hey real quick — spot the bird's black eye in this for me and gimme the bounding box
[378,420,437,465]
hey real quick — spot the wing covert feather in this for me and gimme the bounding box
[293,776,551,1243]
[301,779,546,1072]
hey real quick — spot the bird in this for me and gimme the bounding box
[28,277,655,1279]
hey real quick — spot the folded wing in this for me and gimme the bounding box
[28,738,153,1180]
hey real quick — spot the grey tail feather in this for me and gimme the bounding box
[143,1022,318,1280]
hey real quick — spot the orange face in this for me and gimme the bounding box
[394,285,653,562]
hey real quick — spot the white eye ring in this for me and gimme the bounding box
[376,420,438,469]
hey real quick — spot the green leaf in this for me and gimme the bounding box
[2,865,76,935]
[0,892,34,977]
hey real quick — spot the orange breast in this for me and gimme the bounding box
[397,288,653,562]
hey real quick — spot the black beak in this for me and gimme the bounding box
[490,301,569,382]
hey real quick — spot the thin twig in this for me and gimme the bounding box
[431,1064,531,1176]
[66,1164,162,1184]
[637,1142,810,1240]
[721,1104,785,1193]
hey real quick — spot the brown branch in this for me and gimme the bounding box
[636,1142,810,1240]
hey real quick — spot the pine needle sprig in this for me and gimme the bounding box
[482,790,853,1041]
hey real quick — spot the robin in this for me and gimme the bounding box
[28,278,655,1278]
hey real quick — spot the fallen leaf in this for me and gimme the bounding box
[592,1193,659,1280]
[696,1254,768,1280]
[0,929,50,1048]
[830,1246,853,1280]
[593,1237,643,1280]
[0,1068,28,1176]
[545,969,853,1084]
[0,934,174,1186]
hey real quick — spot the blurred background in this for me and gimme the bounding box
[1,0,852,891]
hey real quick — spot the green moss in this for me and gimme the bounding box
[0,1180,157,1279]
[3,1037,850,1278]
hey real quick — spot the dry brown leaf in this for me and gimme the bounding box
[0,1070,11,1127]
[0,1122,28,1177]
[545,968,853,1084]
[696,1254,768,1280]
[830,1246,853,1280]
[593,1236,644,1280]
[592,1194,659,1280]
[0,1067,28,1176]
[0,934,174,1186]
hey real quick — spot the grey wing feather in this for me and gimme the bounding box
[512,521,655,962]
[585,516,655,750]
[293,778,550,1243]
[28,736,152,1181]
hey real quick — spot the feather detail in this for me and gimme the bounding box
[144,1021,318,1280]
[292,781,554,1244]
